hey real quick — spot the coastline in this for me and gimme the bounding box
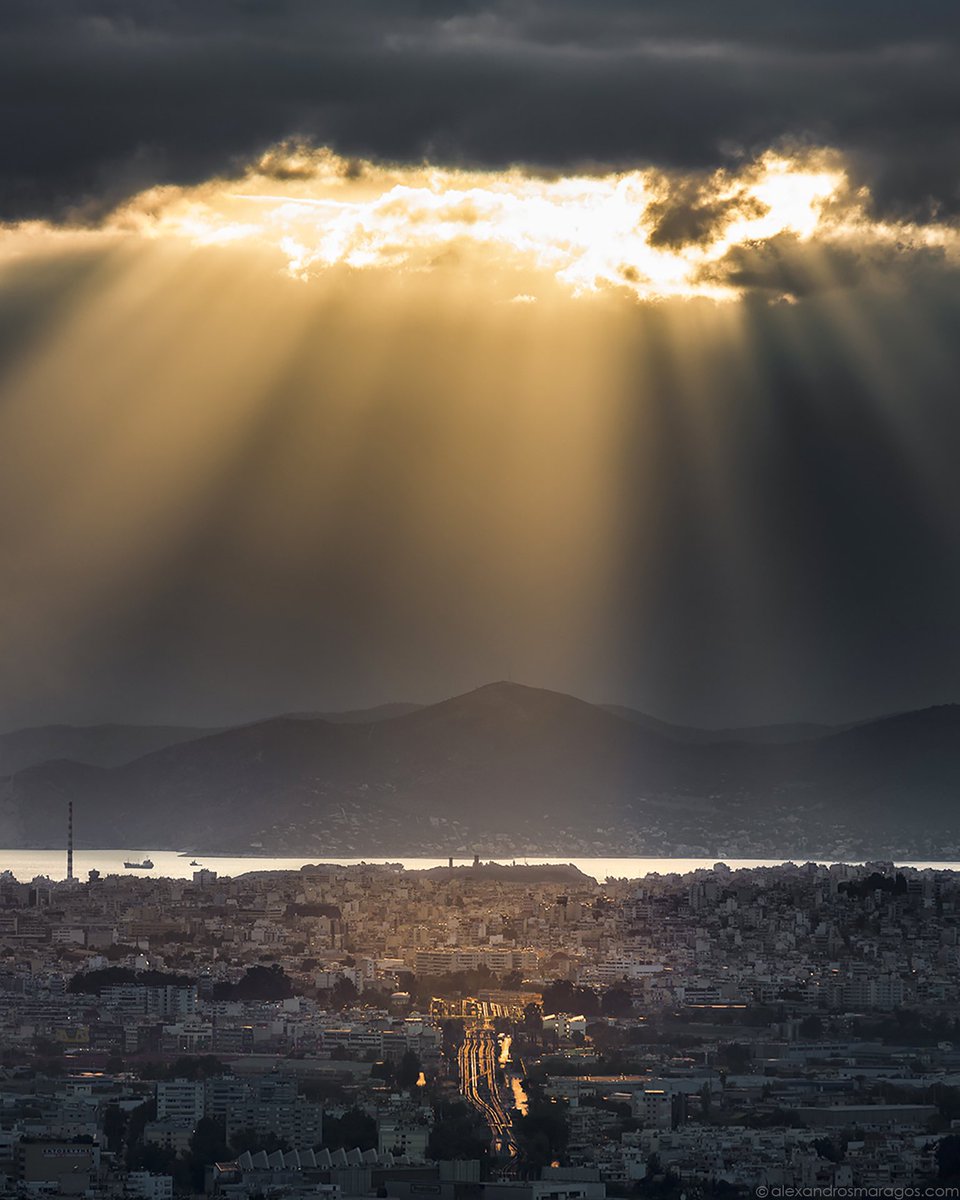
[4,846,960,887]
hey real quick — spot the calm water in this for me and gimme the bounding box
[1,848,958,883]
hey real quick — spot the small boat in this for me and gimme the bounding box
[189,860,200,866]
[123,858,154,870]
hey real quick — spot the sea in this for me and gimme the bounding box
[1,848,958,884]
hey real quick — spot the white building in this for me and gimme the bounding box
[155,1080,204,1125]
[543,1013,588,1039]
[378,1111,432,1162]
[633,1088,672,1130]
[127,1171,175,1200]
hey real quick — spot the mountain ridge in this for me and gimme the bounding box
[1,683,957,859]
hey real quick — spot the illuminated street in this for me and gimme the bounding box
[458,1028,519,1159]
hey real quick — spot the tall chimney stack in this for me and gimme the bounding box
[67,801,74,882]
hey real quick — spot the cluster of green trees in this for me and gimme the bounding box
[426,1101,490,1161]
[540,980,632,1018]
[839,872,909,899]
[136,1056,231,1082]
[849,1008,960,1046]
[105,1101,205,1192]
[211,964,295,1001]
[368,1049,424,1092]
[112,1100,392,1191]
[938,1135,960,1182]
[318,977,361,1009]
[319,1108,377,1152]
[68,963,304,1002]
[406,966,498,1003]
[67,967,194,994]
[512,1097,570,1169]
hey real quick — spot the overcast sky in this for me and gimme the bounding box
[0,1,958,731]
[3,1,959,220]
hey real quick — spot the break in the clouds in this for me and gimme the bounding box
[5,143,960,303]
[1,1,958,221]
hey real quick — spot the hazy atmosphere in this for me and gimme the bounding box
[6,7,960,1194]
[1,1,959,733]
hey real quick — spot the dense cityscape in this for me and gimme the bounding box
[2,857,960,1195]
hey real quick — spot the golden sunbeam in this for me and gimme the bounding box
[3,143,957,305]
[1,138,958,726]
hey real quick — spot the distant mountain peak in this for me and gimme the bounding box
[4,685,960,859]
[452,680,596,708]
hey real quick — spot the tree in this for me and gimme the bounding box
[32,1035,63,1059]
[167,1055,230,1081]
[717,1042,752,1073]
[397,1050,423,1090]
[370,1059,396,1084]
[522,1004,543,1035]
[938,1135,960,1182]
[329,978,359,1009]
[427,1101,490,1160]
[213,964,294,1002]
[300,1078,347,1105]
[126,1143,178,1176]
[541,980,598,1019]
[320,1108,377,1152]
[541,980,576,1013]
[229,1129,291,1156]
[513,1099,569,1169]
[187,1117,231,1190]
[102,1105,128,1154]
[69,967,193,994]
[601,987,633,1017]
[125,1099,157,1163]
[812,1137,842,1164]
[189,1117,231,1161]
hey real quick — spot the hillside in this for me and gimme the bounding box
[1,684,958,859]
[602,706,838,744]
[0,722,220,776]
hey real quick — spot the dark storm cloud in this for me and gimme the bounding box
[695,228,960,300]
[643,177,766,250]
[1,0,958,218]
